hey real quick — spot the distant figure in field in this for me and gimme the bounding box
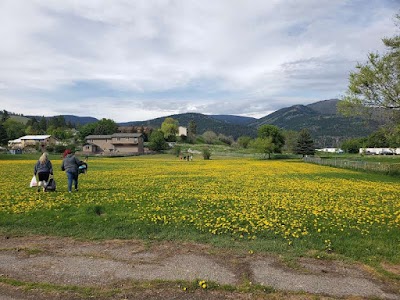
[61,149,83,193]
[34,152,53,192]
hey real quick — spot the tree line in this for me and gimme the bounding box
[146,116,315,158]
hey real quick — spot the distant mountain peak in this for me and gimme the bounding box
[307,99,340,115]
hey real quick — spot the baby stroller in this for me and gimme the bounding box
[78,162,88,174]
[44,174,56,192]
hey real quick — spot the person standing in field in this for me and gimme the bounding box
[34,152,53,192]
[61,149,83,193]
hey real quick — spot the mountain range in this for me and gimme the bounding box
[9,99,383,147]
[118,99,382,146]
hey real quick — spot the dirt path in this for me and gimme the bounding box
[0,235,398,300]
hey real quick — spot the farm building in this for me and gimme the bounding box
[359,148,400,155]
[178,126,187,137]
[84,133,144,155]
[8,135,57,150]
[316,148,344,153]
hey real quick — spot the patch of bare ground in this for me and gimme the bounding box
[0,235,398,300]
[382,263,400,276]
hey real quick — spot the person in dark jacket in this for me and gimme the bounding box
[61,149,83,193]
[34,152,53,192]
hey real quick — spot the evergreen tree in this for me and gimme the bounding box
[0,123,8,145]
[294,129,315,157]
[188,120,197,143]
[39,116,47,133]
[1,110,10,122]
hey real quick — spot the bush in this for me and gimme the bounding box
[45,145,55,153]
[202,131,218,144]
[341,138,362,154]
[237,136,252,148]
[54,144,67,154]
[202,147,211,160]
[218,134,234,145]
[387,164,400,176]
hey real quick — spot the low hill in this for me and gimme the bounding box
[0,111,31,124]
[27,115,99,126]
[59,115,99,126]
[9,115,31,125]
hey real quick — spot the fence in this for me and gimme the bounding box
[303,156,400,175]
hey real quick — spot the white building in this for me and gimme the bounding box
[359,148,400,155]
[316,148,344,153]
[178,126,187,137]
[8,138,22,148]
[8,135,56,149]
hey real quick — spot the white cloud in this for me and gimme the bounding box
[0,0,398,121]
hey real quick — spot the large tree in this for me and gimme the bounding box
[148,130,167,151]
[386,124,400,148]
[0,123,8,145]
[161,117,179,141]
[367,129,389,148]
[257,125,285,153]
[282,130,299,153]
[294,129,315,157]
[3,119,25,140]
[188,120,197,143]
[93,118,118,135]
[251,137,275,159]
[79,118,118,139]
[1,110,10,122]
[339,14,400,119]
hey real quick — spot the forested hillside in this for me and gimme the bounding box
[120,113,258,139]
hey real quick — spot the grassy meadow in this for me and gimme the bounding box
[0,154,399,268]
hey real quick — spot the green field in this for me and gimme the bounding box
[0,154,399,273]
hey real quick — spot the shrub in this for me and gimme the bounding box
[202,147,211,160]
[54,144,67,154]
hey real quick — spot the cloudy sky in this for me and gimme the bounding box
[0,0,398,122]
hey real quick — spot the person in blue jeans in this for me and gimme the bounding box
[61,149,83,193]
